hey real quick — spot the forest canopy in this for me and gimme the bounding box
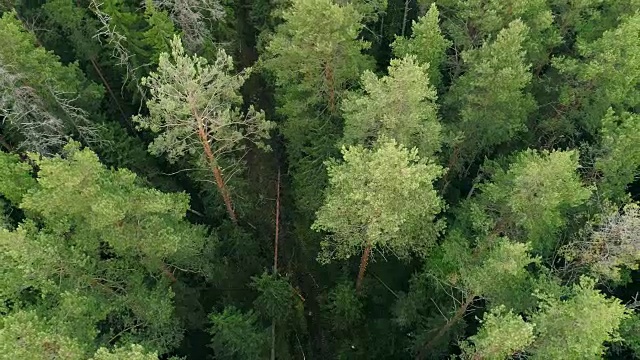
[1,0,639,359]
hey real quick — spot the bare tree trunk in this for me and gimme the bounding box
[401,0,411,37]
[416,294,476,359]
[356,243,372,292]
[271,169,281,360]
[195,116,237,223]
[274,168,281,273]
[89,57,129,129]
[0,135,13,152]
[324,62,336,115]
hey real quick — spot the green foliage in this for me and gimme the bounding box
[550,0,639,42]
[341,56,442,156]
[324,281,364,331]
[463,240,539,309]
[529,277,628,359]
[90,345,159,360]
[40,0,102,61]
[620,312,640,357]
[477,149,592,255]
[0,11,103,108]
[0,311,86,360]
[0,151,36,204]
[595,109,640,202]
[446,20,535,165]
[442,0,558,66]
[0,143,210,353]
[0,310,160,360]
[208,307,268,359]
[554,13,640,133]
[0,11,103,153]
[91,0,177,77]
[263,0,371,118]
[313,139,445,263]
[461,305,535,360]
[263,0,373,213]
[2,1,640,359]
[251,272,297,321]
[391,4,451,88]
[135,36,272,164]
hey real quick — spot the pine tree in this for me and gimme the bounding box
[263,0,373,213]
[0,311,161,360]
[445,20,535,172]
[0,143,211,353]
[312,139,444,290]
[208,307,269,359]
[476,149,592,255]
[440,0,558,68]
[0,11,103,153]
[135,36,274,223]
[391,4,451,88]
[529,277,628,359]
[554,13,640,134]
[341,56,442,156]
[461,277,629,360]
[594,109,640,202]
[460,305,535,360]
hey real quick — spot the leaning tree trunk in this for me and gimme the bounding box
[193,110,237,223]
[356,243,372,292]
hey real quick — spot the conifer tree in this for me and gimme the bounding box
[439,0,558,68]
[529,277,628,359]
[476,149,592,255]
[263,0,373,213]
[0,143,211,353]
[461,277,628,360]
[135,36,274,223]
[0,311,161,360]
[460,306,535,359]
[312,139,444,290]
[594,110,640,202]
[445,20,535,172]
[208,307,269,359]
[391,3,451,88]
[554,13,640,134]
[341,56,442,156]
[0,11,103,153]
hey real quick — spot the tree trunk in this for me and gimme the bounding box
[271,169,280,360]
[416,293,476,359]
[324,61,336,115]
[356,244,372,292]
[401,0,411,37]
[0,135,13,152]
[195,119,237,223]
[89,57,129,129]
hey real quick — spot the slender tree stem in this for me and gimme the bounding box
[271,168,281,360]
[195,115,237,223]
[274,168,281,273]
[356,243,372,292]
[416,293,476,359]
[324,61,336,115]
[0,135,13,152]
[89,57,129,128]
[401,0,411,37]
